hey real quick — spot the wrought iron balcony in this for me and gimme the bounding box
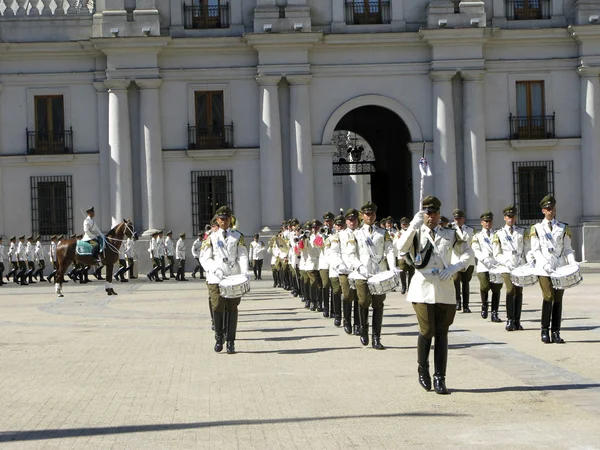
[344,1,391,25]
[26,128,73,154]
[506,0,551,20]
[509,113,555,140]
[188,124,234,149]
[183,3,230,29]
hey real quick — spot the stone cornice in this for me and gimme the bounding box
[568,25,600,43]
[255,74,282,86]
[429,70,457,82]
[243,31,323,51]
[486,138,581,150]
[461,69,486,81]
[577,66,600,77]
[135,78,162,89]
[104,79,131,90]
[287,74,312,86]
[419,27,494,46]
[159,67,257,81]
[164,37,249,53]
[487,27,573,45]
[0,72,95,86]
[93,81,108,93]
[160,148,260,161]
[322,32,423,48]
[312,62,429,77]
[0,40,101,59]
[91,36,171,53]
[484,58,578,73]
[0,153,100,166]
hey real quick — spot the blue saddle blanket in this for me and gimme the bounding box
[76,237,105,256]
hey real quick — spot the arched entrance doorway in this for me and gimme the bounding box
[332,105,413,221]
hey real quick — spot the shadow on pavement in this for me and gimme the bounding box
[0,412,467,442]
[239,326,326,333]
[452,383,600,394]
[239,334,338,342]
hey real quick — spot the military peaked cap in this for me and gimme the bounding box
[400,217,410,225]
[166,230,172,235]
[18,235,25,239]
[480,211,494,221]
[180,233,186,238]
[310,219,323,228]
[540,195,556,209]
[385,216,393,223]
[152,231,160,236]
[86,207,95,213]
[323,212,335,221]
[216,206,233,218]
[50,235,57,240]
[290,218,300,226]
[422,195,441,212]
[35,235,41,241]
[440,216,450,224]
[254,233,260,238]
[27,236,34,241]
[360,201,377,213]
[503,205,518,216]
[453,209,466,218]
[345,208,359,219]
[334,215,345,225]
[10,236,16,240]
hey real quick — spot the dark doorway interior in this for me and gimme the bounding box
[334,105,413,222]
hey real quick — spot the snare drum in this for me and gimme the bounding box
[489,266,509,285]
[219,275,251,298]
[348,271,367,290]
[550,264,583,290]
[510,264,538,288]
[368,270,399,295]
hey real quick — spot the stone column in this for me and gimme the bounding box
[93,82,112,231]
[0,84,4,235]
[391,0,406,30]
[288,75,315,220]
[332,0,345,27]
[462,70,488,220]
[579,68,600,219]
[431,70,458,211]
[105,79,134,226]
[257,75,285,229]
[137,78,165,231]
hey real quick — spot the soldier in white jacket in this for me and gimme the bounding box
[318,212,335,317]
[471,211,503,323]
[0,236,5,286]
[397,195,474,395]
[350,202,395,350]
[33,235,46,281]
[25,236,37,284]
[493,205,530,332]
[249,234,266,280]
[47,235,58,283]
[199,206,248,354]
[191,229,206,279]
[175,232,188,281]
[299,219,324,311]
[6,236,18,282]
[530,195,577,344]
[451,209,476,312]
[324,214,348,327]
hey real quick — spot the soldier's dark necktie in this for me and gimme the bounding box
[549,222,553,231]
[369,226,373,234]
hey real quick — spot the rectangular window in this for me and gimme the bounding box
[32,95,69,154]
[188,91,233,149]
[511,81,554,139]
[31,176,73,240]
[507,0,550,20]
[191,170,233,235]
[185,0,230,29]
[345,1,391,25]
[512,161,554,224]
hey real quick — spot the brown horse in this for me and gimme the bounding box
[54,219,135,297]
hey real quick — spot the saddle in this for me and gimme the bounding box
[76,237,106,257]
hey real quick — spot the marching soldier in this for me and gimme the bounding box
[175,232,188,281]
[530,195,578,344]
[157,230,167,280]
[319,212,335,317]
[350,202,395,350]
[47,235,58,283]
[397,196,475,394]
[338,208,361,335]
[6,236,17,283]
[114,242,128,282]
[299,219,323,311]
[125,234,137,280]
[249,234,266,280]
[199,206,248,354]
[25,236,37,284]
[16,235,28,285]
[147,231,162,282]
[324,214,347,326]
[394,217,415,294]
[472,211,503,322]
[451,209,475,312]
[0,236,5,286]
[493,205,530,331]
[34,235,46,281]
[267,235,279,288]
[165,230,175,279]
[191,231,205,279]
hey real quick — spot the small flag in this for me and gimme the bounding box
[419,157,432,177]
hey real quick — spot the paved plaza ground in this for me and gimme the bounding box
[1,268,600,449]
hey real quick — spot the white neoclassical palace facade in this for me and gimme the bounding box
[1,0,600,261]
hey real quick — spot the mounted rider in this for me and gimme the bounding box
[82,207,103,258]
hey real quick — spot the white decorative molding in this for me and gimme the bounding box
[509,138,559,149]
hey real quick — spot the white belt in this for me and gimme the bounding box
[416,268,441,275]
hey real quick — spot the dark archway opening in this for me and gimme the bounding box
[334,105,413,222]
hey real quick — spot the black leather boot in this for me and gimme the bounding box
[353,299,360,336]
[322,288,329,317]
[505,293,515,331]
[359,306,369,346]
[480,292,489,319]
[213,311,224,352]
[333,294,342,327]
[454,279,462,311]
[417,334,432,391]
[343,301,352,334]
[462,282,471,313]
[541,300,552,343]
[94,266,104,280]
[490,291,502,322]
[513,291,524,330]
[541,328,551,343]
[551,300,565,343]
[433,334,449,395]
[27,269,36,284]
[371,307,385,350]
[226,310,238,354]
[400,271,407,294]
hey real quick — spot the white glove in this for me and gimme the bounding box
[439,264,461,282]
[483,257,495,270]
[213,268,224,280]
[543,263,554,275]
[392,267,402,275]
[358,266,369,278]
[566,254,578,266]
[505,261,515,271]
[245,272,252,280]
[525,252,535,264]
[336,262,349,274]
[410,211,425,229]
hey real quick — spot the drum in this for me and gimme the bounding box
[368,270,399,295]
[550,264,583,290]
[219,275,250,298]
[489,266,509,285]
[348,271,367,290]
[510,264,538,288]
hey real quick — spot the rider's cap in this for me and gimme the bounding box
[540,195,556,209]
[86,206,95,213]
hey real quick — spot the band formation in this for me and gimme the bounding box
[0,195,582,394]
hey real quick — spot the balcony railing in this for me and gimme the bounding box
[188,124,234,149]
[509,113,555,140]
[183,4,230,29]
[506,0,551,20]
[344,1,391,25]
[26,128,73,154]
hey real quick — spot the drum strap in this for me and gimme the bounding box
[503,229,520,255]
[360,229,383,264]
[477,233,494,254]
[424,231,448,269]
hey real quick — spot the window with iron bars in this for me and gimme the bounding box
[512,161,554,225]
[31,175,74,240]
[191,170,233,235]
